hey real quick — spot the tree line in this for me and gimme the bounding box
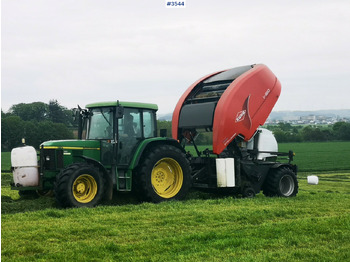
[2,100,74,150]
[266,122,350,143]
[2,101,350,151]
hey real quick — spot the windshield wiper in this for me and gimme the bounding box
[100,109,111,126]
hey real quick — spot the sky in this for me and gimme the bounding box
[2,0,350,115]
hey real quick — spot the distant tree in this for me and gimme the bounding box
[272,128,302,143]
[47,100,73,125]
[10,102,48,122]
[35,121,73,147]
[2,110,13,119]
[273,129,289,143]
[333,122,350,140]
[321,129,333,141]
[2,112,74,150]
[277,122,292,132]
[157,120,172,137]
[1,116,25,150]
[300,126,330,142]
[22,121,40,147]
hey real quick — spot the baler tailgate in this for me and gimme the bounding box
[213,64,281,154]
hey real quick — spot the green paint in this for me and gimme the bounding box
[85,101,158,111]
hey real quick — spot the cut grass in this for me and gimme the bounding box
[279,141,350,172]
[2,141,350,260]
[2,172,350,261]
[1,151,11,171]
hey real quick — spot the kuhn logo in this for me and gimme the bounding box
[235,110,246,123]
[263,89,271,99]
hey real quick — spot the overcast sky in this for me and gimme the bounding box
[2,0,350,115]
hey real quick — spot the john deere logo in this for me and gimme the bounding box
[235,110,246,123]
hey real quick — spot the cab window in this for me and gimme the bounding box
[87,108,113,139]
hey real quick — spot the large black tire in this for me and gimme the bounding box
[54,163,105,208]
[136,145,191,203]
[263,167,298,197]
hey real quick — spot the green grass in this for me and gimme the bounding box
[1,152,11,171]
[279,141,350,172]
[2,172,350,261]
[2,142,350,260]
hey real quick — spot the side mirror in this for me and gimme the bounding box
[72,108,80,122]
[116,106,124,119]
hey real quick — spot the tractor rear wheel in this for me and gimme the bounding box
[263,167,298,197]
[137,145,191,202]
[54,163,105,208]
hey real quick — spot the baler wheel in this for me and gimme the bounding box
[137,145,191,202]
[242,187,255,198]
[54,163,105,208]
[36,189,54,197]
[263,167,298,197]
[18,190,39,198]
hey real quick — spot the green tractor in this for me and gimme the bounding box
[11,101,191,207]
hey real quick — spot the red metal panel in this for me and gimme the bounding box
[171,70,225,140]
[212,64,281,154]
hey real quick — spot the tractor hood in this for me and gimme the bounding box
[41,140,101,150]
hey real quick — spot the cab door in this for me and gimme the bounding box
[117,108,142,165]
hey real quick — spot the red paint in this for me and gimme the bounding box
[213,64,281,154]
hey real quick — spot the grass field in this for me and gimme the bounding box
[1,151,11,171]
[1,172,350,261]
[2,141,350,261]
[279,141,350,172]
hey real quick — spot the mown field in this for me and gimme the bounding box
[2,172,350,261]
[278,141,350,172]
[2,141,350,261]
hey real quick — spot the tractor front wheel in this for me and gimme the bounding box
[263,167,298,197]
[137,145,191,202]
[54,163,105,208]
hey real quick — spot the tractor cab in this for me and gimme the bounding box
[81,101,158,167]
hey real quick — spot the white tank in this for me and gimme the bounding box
[247,128,278,160]
[216,158,235,187]
[11,146,39,187]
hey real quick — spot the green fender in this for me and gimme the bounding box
[127,137,185,174]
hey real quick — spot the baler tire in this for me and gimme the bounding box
[54,163,105,208]
[18,190,39,198]
[36,189,54,197]
[242,187,256,198]
[137,145,191,203]
[263,167,298,197]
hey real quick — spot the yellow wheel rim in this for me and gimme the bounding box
[151,158,183,198]
[72,174,98,203]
